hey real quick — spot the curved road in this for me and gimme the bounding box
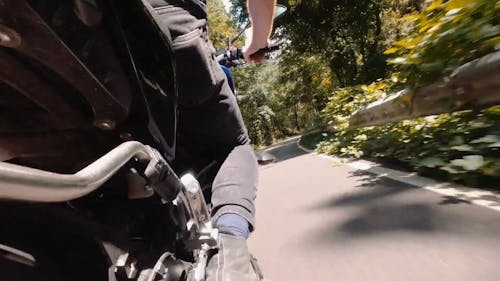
[249,139,500,281]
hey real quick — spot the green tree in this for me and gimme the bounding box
[385,0,499,87]
[316,0,500,187]
[231,0,422,87]
[225,0,424,147]
[207,0,240,49]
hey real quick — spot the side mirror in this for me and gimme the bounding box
[273,4,287,21]
[255,151,276,165]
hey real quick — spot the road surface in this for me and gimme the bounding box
[249,139,500,281]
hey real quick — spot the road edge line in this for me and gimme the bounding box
[297,139,500,213]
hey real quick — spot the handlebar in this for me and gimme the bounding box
[216,43,281,67]
[249,44,281,59]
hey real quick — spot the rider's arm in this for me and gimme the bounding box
[242,0,276,63]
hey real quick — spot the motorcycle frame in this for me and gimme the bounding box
[0,1,214,280]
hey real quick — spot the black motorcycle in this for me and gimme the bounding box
[0,1,284,280]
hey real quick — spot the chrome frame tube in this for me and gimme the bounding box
[0,141,155,202]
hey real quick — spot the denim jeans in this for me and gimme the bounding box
[146,0,258,230]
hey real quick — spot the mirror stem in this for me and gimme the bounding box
[230,21,251,45]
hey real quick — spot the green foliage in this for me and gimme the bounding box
[225,0,423,147]
[221,0,419,147]
[207,0,241,49]
[385,0,499,86]
[214,0,500,186]
[321,77,397,126]
[274,52,333,128]
[276,0,388,86]
[314,0,500,186]
[234,65,278,146]
[231,0,422,87]
[315,107,500,187]
[231,52,332,146]
[318,74,500,185]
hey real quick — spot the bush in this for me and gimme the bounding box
[385,0,499,87]
[317,0,500,187]
[317,106,499,187]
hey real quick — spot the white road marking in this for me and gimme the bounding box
[297,140,500,212]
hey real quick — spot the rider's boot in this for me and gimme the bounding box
[205,233,262,281]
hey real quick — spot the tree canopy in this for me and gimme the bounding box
[208,0,499,187]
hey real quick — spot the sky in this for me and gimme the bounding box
[221,0,232,12]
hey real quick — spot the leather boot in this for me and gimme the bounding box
[205,233,262,281]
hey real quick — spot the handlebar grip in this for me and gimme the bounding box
[219,43,281,66]
[249,44,280,59]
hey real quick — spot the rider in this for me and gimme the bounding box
[147,0,275,279]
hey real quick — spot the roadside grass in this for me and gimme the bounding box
[299,131,328,151]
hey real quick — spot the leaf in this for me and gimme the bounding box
[478,24,499,40]
[426,0,443,12]
[445,8,463,17]
[388,57,408,64]
[468,121,491,129]
[449,136,464,146]
[393,37,422,48]
[481,160,500,177]
[419,19,442,33]
[354,134,368,141]
[384,47,400,55]
[489,142,500,148]
[419,157,446,168]
[482,37,500,51]
[451,145,474,151]
[402,14,422,22]
[470,135,500,144]
[445,0,476,10]
[485,106,500,115]
[450,155,485,171]
[440,166,463,174]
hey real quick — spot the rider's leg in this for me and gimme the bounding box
[216,213,250,239]
[146,1,261,280]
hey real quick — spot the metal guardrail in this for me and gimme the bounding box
[348,51,500,128]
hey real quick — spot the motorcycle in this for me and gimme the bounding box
[0,1,284,280]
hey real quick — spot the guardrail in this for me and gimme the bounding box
[347,51,500,128]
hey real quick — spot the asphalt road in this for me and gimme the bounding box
[249,140,500,281]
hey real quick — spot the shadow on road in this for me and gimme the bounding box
[308,171,452,242]
[313,170,417,209]
[337,202,440,236]
[340,188,439,235]
[348,170,391,188]
[305,170,500,248]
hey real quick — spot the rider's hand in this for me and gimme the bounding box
[242,32,268,64]
[242,44,266,64]
[243,0,275,64]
